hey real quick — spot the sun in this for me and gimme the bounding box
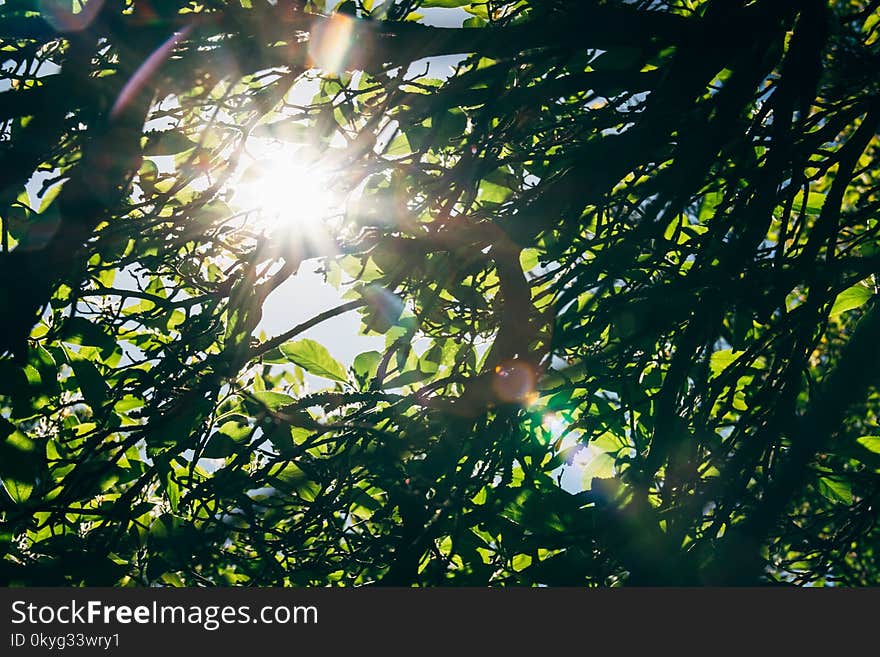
[232,145,341,242]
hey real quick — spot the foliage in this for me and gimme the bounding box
[1,0,880,586]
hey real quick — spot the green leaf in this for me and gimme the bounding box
[137,159,159,195]
[202,433,237,458]
[60,317,117,358]
[582,451,615,484]
[280,339,349,382]
[463,16,486,27]
[353,350,382,381]
[519,248,540,272]
[792,189,826,216]
[0,428,44,503]
[698,190,723,221]
[385,133,411,157]
[70,359,108,410]
[830,285,872,316]
[817,477,852,505]
[203,420,251,458]
[218,420,251,441]
[857,435,880,454]
[143,130,197,155]
[465,4,489,19]
[402,124,431,151]
[511,554,532,572]
[478,179,512,204]
[433,108,467,143]
[253,390,298,410]
[271,463,321,501]
[161,469,180,513]
[382,368,433,389]
[709,349,745,377]
[2,477,34,504]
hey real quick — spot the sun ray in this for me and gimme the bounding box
[231,143,342,257]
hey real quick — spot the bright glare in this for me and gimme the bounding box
[232,145,340,242]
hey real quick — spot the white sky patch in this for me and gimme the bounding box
[418,7,469,27]
[538,412,611,494]
[558,444,608,493]
[255,261,383,369]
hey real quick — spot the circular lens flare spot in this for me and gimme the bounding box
[492,359,537,404]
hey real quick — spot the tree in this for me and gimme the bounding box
[1,0,879,586]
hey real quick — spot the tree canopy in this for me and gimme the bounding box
[1,0,880,586]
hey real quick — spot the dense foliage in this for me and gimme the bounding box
[1,0,879,586]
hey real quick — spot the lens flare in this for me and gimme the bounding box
[362,284,405,331]
[308,13,357,74]
[232,147,341,249]
[492,359,537,404]
[111,26,193,120]
[39,0,103,32]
